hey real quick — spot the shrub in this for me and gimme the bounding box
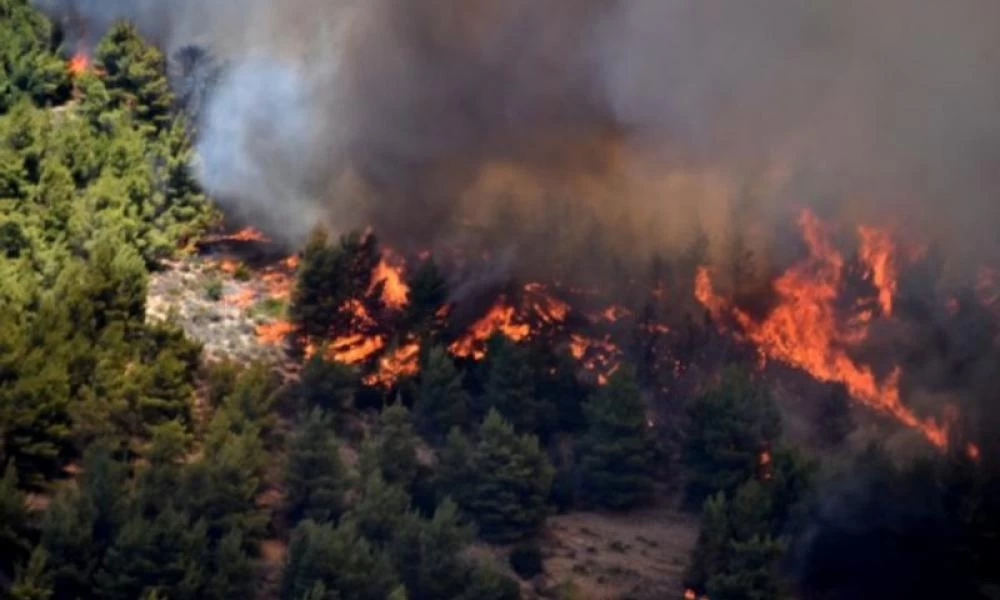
[509,542,544,580]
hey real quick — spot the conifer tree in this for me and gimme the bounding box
[8,547,54,600]
[92,507,207,600]
[403,257,448,337]
[414,346,469,441]
[290,227,341,338]
[461,410,554,542]
[346,473,411,546]
[705,536,787,600]
[296,354,359,414]
[685,492,730,593]
[181,432,266,544]
[577,366,655,509]
[457,566,522,600]
[375,403,420,489]
[203,530,256,600]
[284,409,349,524]
[0,462,33,577]
[94,21,173,132]
[481,335,539,433]
[281,520,399,600]
[390,499,474,600]
[684,366,782,504]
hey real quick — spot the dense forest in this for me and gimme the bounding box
[1,1,999,599]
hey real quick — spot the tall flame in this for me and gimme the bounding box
[696,210,948,448]
[857,225,898,315]
[370,250,409,310]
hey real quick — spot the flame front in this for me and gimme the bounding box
[696,209,948,448]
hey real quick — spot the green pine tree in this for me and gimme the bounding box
[281,520,399,600]
[705,536,787,600]
[577,366,655,509]
[375,404,420,490]
[403,257,448,337]
[461,410,554,542]
[684,366,782,504]
[481,335,539,434]
[345,472,411,547]
[8,547,54,600]
[390,498,475,600]
[284,409,349,524]
[0,462,34,577]
[414,346,469,441]
[685,492,731,593]
[94,21,174,132]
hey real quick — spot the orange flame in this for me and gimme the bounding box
[967,443,981,462]
[256,320,296,345]
[684,590,697,600]
[858,225,898,315]
[371,251,409,310]
[363,342,420,387]
[68,53,89,76]
[696,210,948,448]
[525,283,570,324]
[449,298,530,359]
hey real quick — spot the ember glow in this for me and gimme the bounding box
[696,209,949,448]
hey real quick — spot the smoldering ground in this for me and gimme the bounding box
[33,0,1000,285]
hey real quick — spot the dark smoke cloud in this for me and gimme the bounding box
[33,0,1000,279]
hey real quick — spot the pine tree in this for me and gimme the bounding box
[345,473,411,546]
[390,499,475,600]
[462,410,554,542]
[40,447,129,599]
[403,257,448,337]
[94,21,173,132]
[705,536,787,600]
[281,520,399,600]
[203,530,256,600]
[92,507,207,600]
[296,354,359,414]
[685,492,730,593]
[284,409,349,524]
[414,346,469,441]
[684,366,782,504]
[0,462,33,577]
[8,547,54,600]
[481,335,539,434]
[181,433,266,544]
[577,366,655,509]
[457,565,522,600]
[375,404,420,489]
[0,307,72,485]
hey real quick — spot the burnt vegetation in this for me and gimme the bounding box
[1,2,1000,600]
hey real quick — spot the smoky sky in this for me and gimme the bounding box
[33,0,1000,279]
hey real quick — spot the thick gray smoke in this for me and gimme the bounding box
[33,0,1000,280]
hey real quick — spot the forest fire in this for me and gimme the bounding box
[696,209,949,448]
